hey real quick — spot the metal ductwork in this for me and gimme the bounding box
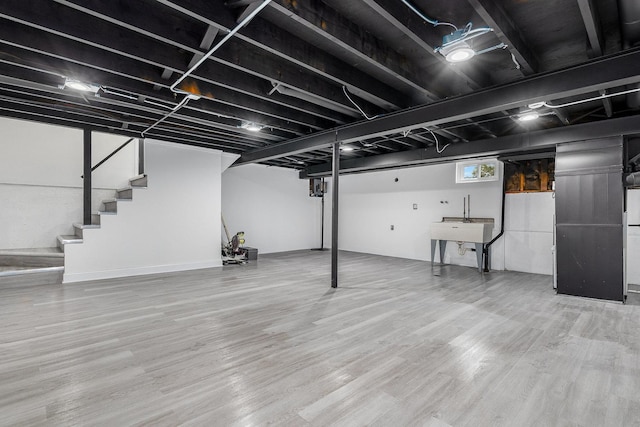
[626,171,640,187]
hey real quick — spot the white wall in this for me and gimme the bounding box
[627,189,640,285]
[504,192,555,275]
[64,140,227,283]
[0,117,137,249]
[222,164,321,253]
[221,160,555,275]
[325,163,505,269]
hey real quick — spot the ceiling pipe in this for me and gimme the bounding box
[170,0,272,93]
[142,0,271,138]
[141,95,197,137]
[270,83,360,118]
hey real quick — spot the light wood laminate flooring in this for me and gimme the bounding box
[1,251,640,426]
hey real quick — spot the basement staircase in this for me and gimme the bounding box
[56,174,148,253]
[0,175,147,288]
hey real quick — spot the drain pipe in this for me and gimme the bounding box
[140,0,271,138]
[483,170,506,272]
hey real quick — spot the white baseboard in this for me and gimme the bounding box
[63,260,222,283]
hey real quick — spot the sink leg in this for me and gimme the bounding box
[475,243,483,272]
[439,240,447,264]
[430,239,437,266]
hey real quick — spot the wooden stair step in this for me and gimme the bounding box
[73,223,101,238]
[116,187,133,199]
[129,174,147,188]
[0,248,64,268]
[57,235,82,252]
[102,198,132,213]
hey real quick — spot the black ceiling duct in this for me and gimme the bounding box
[619,0,640,108]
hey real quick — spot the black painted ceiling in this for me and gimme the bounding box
[0,0,639,172]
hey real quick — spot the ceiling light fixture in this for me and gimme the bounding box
[528,101,545,109]
[435,25,508,63]
[62,78,100,93]
[340,146,354,152]
[442,42,476,63]
[518,112,540,122]
[400,1,511,64]
[240,121,263,132]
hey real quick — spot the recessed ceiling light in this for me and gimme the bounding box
[240,121,263,132]
[62,78,100,93]
[518,112,540,122]
[445,44,475,62]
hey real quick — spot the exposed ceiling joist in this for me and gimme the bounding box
[46,0,384,116]
[235,19,406,110]
[359,0,489,90]
[600,89,614,117]
[225,0,262,7]
[300,114,640,177]
[236,2,264,23]
[0,0,635,170]
[0,15,344,133]
[265,0,440,102]
[237,49,640,165]
[152,0,404,110]
[467,0,538,74]
[577,0,604,57]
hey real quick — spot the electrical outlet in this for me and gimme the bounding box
[390,225,394,230]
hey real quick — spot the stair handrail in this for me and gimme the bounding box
[81,137,135,178]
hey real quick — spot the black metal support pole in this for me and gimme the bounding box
[331,142,339,288]
[320,179,325,249]
[138,138,145,175]
[83,129,92,226]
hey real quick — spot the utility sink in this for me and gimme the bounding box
[430,218,494,243]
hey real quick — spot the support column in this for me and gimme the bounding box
[320,178,325,249]
[331,142,339,288]
[138,138,145,175]
[83,129,92,226]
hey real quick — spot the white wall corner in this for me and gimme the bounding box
[222,152,241,172]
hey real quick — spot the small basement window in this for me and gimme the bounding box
[456,159,499,183]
